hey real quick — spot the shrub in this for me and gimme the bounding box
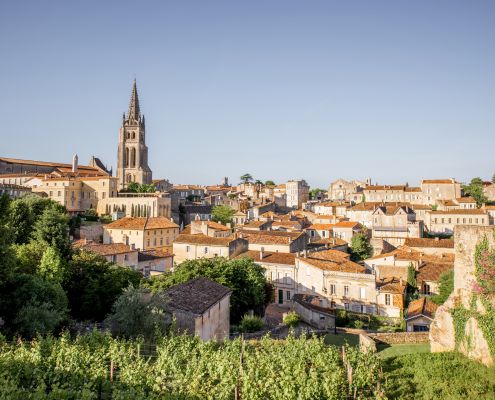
[283,311,301,328]
[353,320,364,329]
[239,314,264,333]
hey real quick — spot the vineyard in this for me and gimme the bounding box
[0,331,384,400]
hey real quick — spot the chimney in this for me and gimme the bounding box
[260,247,264,260]
[72,154,78,173]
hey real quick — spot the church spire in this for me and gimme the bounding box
[127,79,140,121]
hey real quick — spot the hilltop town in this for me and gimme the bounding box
[2,82,495,398]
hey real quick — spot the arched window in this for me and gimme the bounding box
[131,148,136,168]
[126,174,132,183]
[125,148,129,167]
[132,132,135,139]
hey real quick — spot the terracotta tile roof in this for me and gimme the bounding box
[105,217,179,230]
[272,221,302,229]
[311,237,348,247]
[76,243,135,256]
[429,209,486,215]
[165,277,232,315]
[438,200,457,206]
[173,233,237,246]
[403,238,454,249]
[235,250,296,265]
[404,187,422,192]
[422,179,458,184]
[238,229,305,245]
[244,220,270,229]
[406,297,438,320]
[316,201,349,207]
[334,221,361,229]
[366,246,455,264]
[377,277,407,294]
[0,157,104,172]
[375,265,408,281]
[456,197,476,203]
[298,256,368,274]
[348,202,383,211]
[417,262,453,284]
[307,249,350,261]
[172,185,204,190]
[365,185,407,191]
[307,224,334,231]
[201,220,231,231]
[138,248,174,262]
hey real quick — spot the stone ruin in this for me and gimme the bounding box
[430,225,494,366]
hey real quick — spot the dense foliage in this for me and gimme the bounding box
[238,314,264,333]
[146,257,268,322]
[382,351,495,399]
[0,332,384,399]
[125,182,157,193]
[211,205,235,225]
[463,177,487,207]
[431,269,454,305]
[105,286,171,339]
[349,232,372,261]
[283,311,301,328]
[0,194,142,339]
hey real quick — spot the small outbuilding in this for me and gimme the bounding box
[405,297,438,332]
[165,277,232,341]
[292,293,336,330]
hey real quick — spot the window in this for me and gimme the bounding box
[359,287,366,299]
[360,305,365,313]
[344,303,350,311]
[204,247,208,254]
[330,284,336,295]
[423,283,431,295]
[124,254,128,261]
[311,286,315,293]
[286,291,291,300]
[385,294,391,305]
[344,286,349,296]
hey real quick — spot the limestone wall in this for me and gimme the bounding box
[368,332,429,344]
[430,225,495,366]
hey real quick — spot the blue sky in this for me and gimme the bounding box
[1,1,494,188]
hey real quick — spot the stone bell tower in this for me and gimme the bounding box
[116,80,152,190]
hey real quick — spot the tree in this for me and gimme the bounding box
[105,286,171,339]
[349,232,372,261]
[309,188,325,200]
[265,180,275,186]
[1,274,68,338]
[13,241,48,275]
[211,205,235,225]
[147,257,267,322]
[127,182,140,193]
[0,193,11,222]
[32,207,71,259]
[431,270,454,305]
[463,177,487,207]
[8,200,32,244]
[64,250,142,321]
[240,173,253,184]
[38,246,66,284]
[407,263,416,288]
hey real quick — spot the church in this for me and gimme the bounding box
[116,80,153,190]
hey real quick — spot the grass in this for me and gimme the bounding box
[377,343,430,359]
[324,333,359,347]
[383,351,495,399]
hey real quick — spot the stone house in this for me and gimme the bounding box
[0,183,31,199]
[419,179,461,205]
[190,219,232,238]
[97,192,171,218]
[406,297,438,332]
[403,237,455,256]
[292,294,336,330]
[375,277,407,318]
[165,277,232,341]
[286,180,309,209]
[236,250,297,305]
[238,230,307,253]
[137,249,174,277]
[103,217,180,250]
[371,205,423,246]
[425,209,489,235]
[172,234,248,263]
[327,178,367,202]
[74,241,139,270]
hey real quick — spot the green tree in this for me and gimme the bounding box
[0,193,11,222]
[349,232,372,261]
[105,286,171,339]
[406,263,419,302]
[309,188,325,200]
[13,241,48,275]
[38,246,66,283]
[431,270,454,305]
[265,180,275,186]
[240,173,253,184]
[463,177,487,207]
[211,205,235,225]
[147,257,267,322]
[64,250,142,321]
[8,200,32,244]
[1,274,68,338]
[32,207,71,259]
[126,182,140,192]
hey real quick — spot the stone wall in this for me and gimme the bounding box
[430,225,495,366]
[368,332,429,344]
[359,334,377,352]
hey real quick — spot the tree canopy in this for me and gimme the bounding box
[265,180,276,186]
[146,257,268,322]
[349,232,372,261]
[463,177,487,207]
[240,173,253,184]
[211,205,235,225]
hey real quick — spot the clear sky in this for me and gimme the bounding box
[1,1,494,188]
